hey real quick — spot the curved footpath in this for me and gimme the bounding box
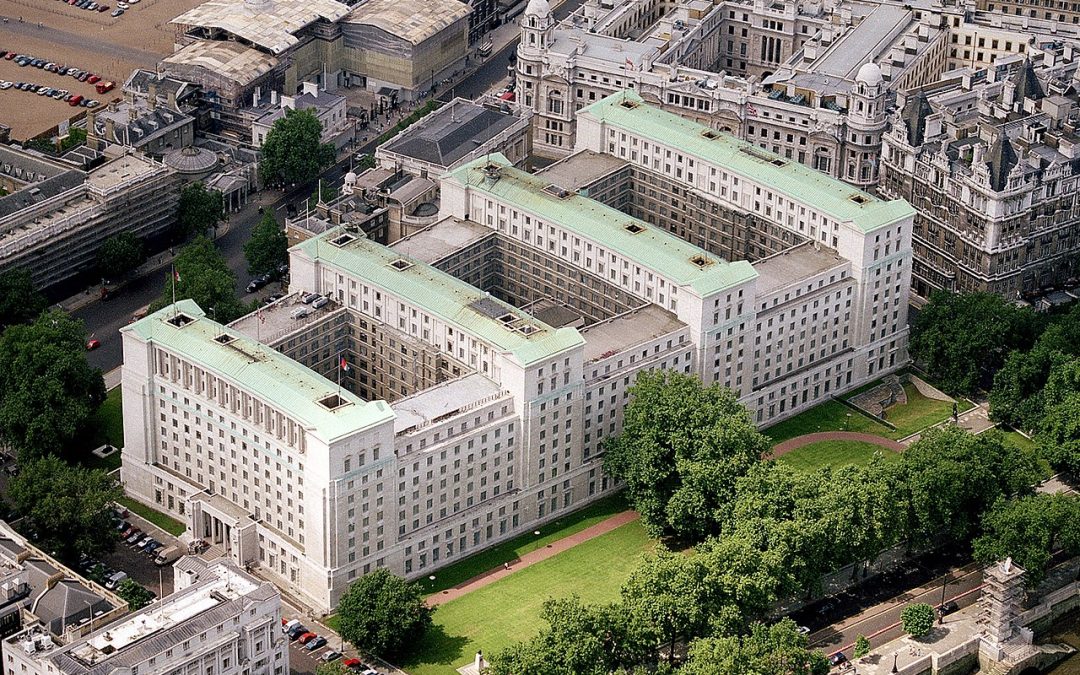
[770,431,905,458]
[427,510,640,606]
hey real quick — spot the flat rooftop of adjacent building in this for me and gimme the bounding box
[809,3,911,80]
[162,41,280,85]
[549,28,655,70]
[86,154,164,192]
[753,243,848,296]
[380,99,525,170]
[580,305,685,363]
[124,299,394,440]
[534,151,628,193]
[579,91,915,233]
[294,230,585,366]
[445,154,757,296]
[390,216,492,263]
[392,373,504,434]
[228,292,340,346]
[343,0,471,45]
[171,0,350,54]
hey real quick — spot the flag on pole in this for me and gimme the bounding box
[173,268,181,284]
[625,57,635,71]
[340,356,350,372]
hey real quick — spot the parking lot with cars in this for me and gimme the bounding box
[280,616,386,675]
[78,504,183,599]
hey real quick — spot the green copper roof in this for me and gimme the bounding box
[123,299,395,442]
[445,155,757,296]
[295,232,585,367]
[579,91,915,233]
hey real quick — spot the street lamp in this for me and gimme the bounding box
[938,571,949,624]
[891,651,898,673]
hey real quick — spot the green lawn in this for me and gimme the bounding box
[776,440,901,472]
[764,400,893,443]
[411,493,629,596]
[1003,429,1036,452]
[880,383,956,437]
[83,388,124,471]
[403,521,653,675]
[118,497,185,536]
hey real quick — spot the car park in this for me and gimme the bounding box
[321,651,342,662]
[282,619,301,634]
[306,636,327,651]
[297,632,317,645]
[287,625,308,640]
[124,530,143,545]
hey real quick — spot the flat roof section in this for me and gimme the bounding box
[534,150,629,193]
[580,305,686,363]
[445,154,757,297]
[579,91,915,233]
[752,243,848,296]
[390,217,494,263]
[344,0,471,45]
[382,99,523,169]
[171,0,350,54]
[392,373,505,434]
[86,154,163,192]
[123,299,394,441]
[295,230,585,367]
[810,3,911,80]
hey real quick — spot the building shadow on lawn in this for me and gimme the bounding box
[403,624,472,671]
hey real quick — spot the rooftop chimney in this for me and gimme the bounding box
[148,81,157,111]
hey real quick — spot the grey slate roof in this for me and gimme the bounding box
[33,580,115,636]
[0,171,85,220]
[987,134,1019,192]
[1016,59,1045,101]
[901,90,933,147]
[383,100,521,169]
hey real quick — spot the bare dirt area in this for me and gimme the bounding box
[0,0,205,139]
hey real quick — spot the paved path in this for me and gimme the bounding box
[427,511,640,606]
[771,432,905,458]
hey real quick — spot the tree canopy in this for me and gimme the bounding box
[680,620,828,675]
[909,291,1039,395]
[0,269,47,329]
[151,236,247,323]
[335,568,432,660]
[116,578,155,610]
[97,231,146,278]
[0,310,105,460]
[973,494,1080,586]
[900,603,935,638]
[258,108,336,187]
[8,456,121,562]
[176,182,224,241]
[603,371,769,541]
[244,211,289,277]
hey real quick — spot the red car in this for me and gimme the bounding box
[297,632,317,645]
[69,94,84,106]
[341,659,362,670]
[86,338,101,350]
[95,80,114,94]
[88,74,100,84]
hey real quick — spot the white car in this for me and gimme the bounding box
[0,82,11,90]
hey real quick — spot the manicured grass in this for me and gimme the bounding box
[776,440,901,472]
[414,493,629,596]
[880,383,955,437]
[403,521,653,675]
[1003,429,1036,452]
[764,400,893,443]
[118,497,186,536]
[82,388,124,471]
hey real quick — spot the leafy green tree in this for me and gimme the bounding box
[87,562,109,586]
[244,211,288,277]
[176,182,224,240]
[603,371,769,541]
[973,494,1080,586]
[258,108,335,187]
[0,269,47,329]
[486,597,654,675]
[0,310,105,460]
[910,291,1039,395]
[151,237,247,323]
[854,634,870,658]
[315,663,350,675]
[1039,393,1080,476]
[680,620,829,675]
[8,456,122,562]
[116,578,155,610]
[900,603,935,638]
[336,569,432,660]
[97,231,146,278]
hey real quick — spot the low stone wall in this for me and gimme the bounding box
[909,374,955,403]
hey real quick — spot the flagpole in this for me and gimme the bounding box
[337,352,342,399]
[171,265,177,317]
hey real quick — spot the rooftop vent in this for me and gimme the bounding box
[516,324,539,335]
[330,233,357,247]
[542,184,572,199]
[388,258,413,271]
[689,254,712,268]
[318,394,348,410]
[214,334,236,345]
[625,223,645,234]
[849,194,868,205]
[498,313,517,324]
[701,129,720,140]
[619,99,639,109]
[166,313,194,328]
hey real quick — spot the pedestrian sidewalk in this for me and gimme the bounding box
[428,510,640,606]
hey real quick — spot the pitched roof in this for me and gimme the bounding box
[986,134,1019,192]
[382,100,521,169]
[901,89,933,147]
[1015,59,1045,101]
[170,0,350,54]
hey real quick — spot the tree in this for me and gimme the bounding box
[900,603,935,638]
[603,371,769,541]
[151,237,247,323]
[1036,358,1080,476]
[335,569,432,660]
[258,108,335,187]
[680,620,829,675]
[973,494,1080,586]
[315,664,350,675]
[0,269,46,329]
[854,634,870,659]
[244,211,288,277]
[176,182,224,240]
[910,291,1039,395]
[116,578,155,610]
[97,231,146,278]
[8,456,122,563]
[0,310,106,460]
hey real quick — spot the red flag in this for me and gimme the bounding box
[340,356,349,372]
[173,268,181,283]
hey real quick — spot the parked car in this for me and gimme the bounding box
[829,652,848,667]
[95,80,115,94]
[78,72,90,81]
[287,625,308,640]
[0,82,11,90]
[88,74,101,83]
[144,542,162,556]
[115,520,131,532]
[938,600,960,616]
[110,7,123,15]
[245,274,270,293]
[297,632,317,645]
[154,546,181,566]
[796,625,811,635]
[86,338,101,350]
[86,99,100,108]
[321,651,343,662]
[69,94,84,106]
[124,530,143,544]
[306,636,327,651]
[104,571,128,590]
[137,537,157,550]
[282,619,301,634]
[263,293,284,305]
